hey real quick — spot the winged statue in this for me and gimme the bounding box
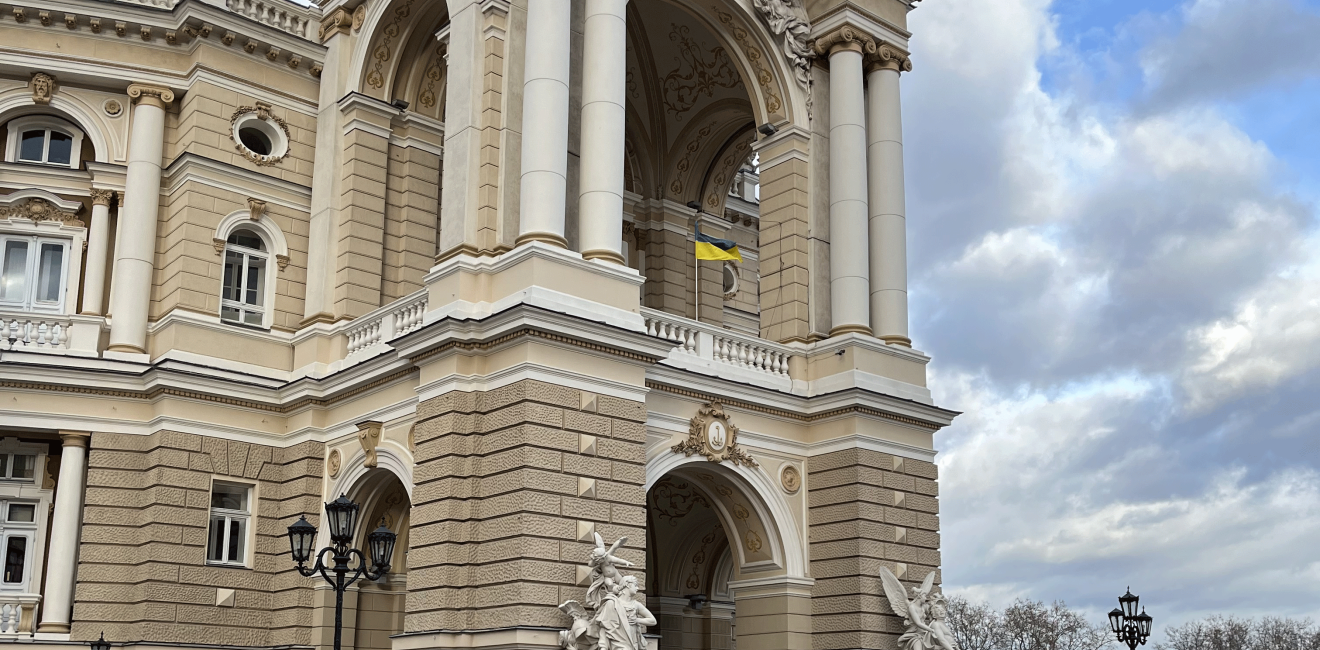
[558,534,652,650]
[878,567,960,650]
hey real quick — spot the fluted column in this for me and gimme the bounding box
[36,432,90,634]
[818,29,872,336]
[516,0,572,249]
[577,0,629,264]
[866,46,912,347]
[80,190,114,316]
[108,84,172,353]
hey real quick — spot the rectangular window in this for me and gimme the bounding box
[0,236,68,312]
[18,132,44,162]
[206,482,251,566]
[3,536,26,584]
[0,454,35,482]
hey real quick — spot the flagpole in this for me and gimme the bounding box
[688,202,701,323]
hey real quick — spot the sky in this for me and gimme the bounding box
[901,0,1320,636]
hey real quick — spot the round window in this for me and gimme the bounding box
[230,110,290,166]
[722,262,739,298]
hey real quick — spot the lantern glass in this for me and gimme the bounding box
[324,495,359,544]
[1119,588,1139,618]
[1136,609,1153,636]
[1108,608,1124,634]
[367,521,397,572]
[287,515,317,564]
[90,632,111,650]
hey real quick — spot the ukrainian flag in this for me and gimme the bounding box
[694,224,743,262]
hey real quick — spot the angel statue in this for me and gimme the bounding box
[558,601,597,650]
[878,567,960,650]
[586,533,635,607]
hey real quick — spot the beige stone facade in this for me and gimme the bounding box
[0,0,954,650]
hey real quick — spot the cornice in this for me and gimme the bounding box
[162,152,312,211]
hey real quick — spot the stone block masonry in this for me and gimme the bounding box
[807,447,941,650]
[407,379,649,633]
[72,431,325,646]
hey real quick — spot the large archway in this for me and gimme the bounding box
[645,458,809,650]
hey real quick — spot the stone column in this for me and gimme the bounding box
[866,46,912,347]
[576,0,628,264]
[817,30,871,337]
[516,0,571,248]
[107,85,172,354]
[37,432,91,634]
[80,189,114,316]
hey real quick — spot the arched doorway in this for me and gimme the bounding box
[645,460,808,650]
[313,463,411,650]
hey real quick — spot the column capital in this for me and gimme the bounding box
[318,6,352,42]
[57,431,91,447]
[812,25,876,58]
[126,83,174,109]
[90,188,114,206]
[866,42,913,73]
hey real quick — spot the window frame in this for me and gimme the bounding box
[0,234,70,314]
[206,480,255,568]
[0,500,38,592]
[220,229,273,330]
[4,116,85,169]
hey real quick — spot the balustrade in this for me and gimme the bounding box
[343,290,429,364]
[643,308,795,392]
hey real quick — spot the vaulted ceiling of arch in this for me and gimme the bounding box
[359,0,449,119]
[626,0,756,202]
[647,468,777,590]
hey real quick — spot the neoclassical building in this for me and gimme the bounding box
[0,0,954,649]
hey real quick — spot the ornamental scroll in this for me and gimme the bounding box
[672,403,757,466]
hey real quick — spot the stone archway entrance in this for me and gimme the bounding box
[314,467,410,650]
[645,462,809,650]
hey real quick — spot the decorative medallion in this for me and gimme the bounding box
[103,99,123,117]
[357,420,382,468]
[672,402,757,466]
[229,103,291,167]
[327,448,342,478]
[780,464,801,493]
[407,423,417,452]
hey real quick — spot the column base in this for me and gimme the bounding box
[297,311,339,328]
[106,343,145,354]
[879,334,912,347]
[514,232,569,249]
[829,324,873,337]
[36,622,70,634]
[581,249,625,265]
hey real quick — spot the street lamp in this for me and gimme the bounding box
[1108,587,1153,649]
[89,632,110,650]
[287,495,397,650]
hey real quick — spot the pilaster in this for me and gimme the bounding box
[334,93,399,317]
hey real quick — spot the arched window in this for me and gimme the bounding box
[4,116,85,169]
[221,229,270,327]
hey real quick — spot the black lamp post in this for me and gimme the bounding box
[1108,587,1153,649]
[287,495,397,650]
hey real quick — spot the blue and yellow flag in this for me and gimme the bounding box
[694,224,742,262]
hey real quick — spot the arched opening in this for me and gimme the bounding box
[322,466,411,650]
[645,461,806,650]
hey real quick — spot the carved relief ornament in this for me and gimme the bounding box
[673,403,757,466]
[357,420,382,468]
[811,25,876,57]
[31,73,56,105]
[0,197,83,227]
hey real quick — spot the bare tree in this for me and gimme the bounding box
[945,596,1113,650]
[1156,616,1320,650]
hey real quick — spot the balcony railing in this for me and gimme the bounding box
[0,311,100,357]
[344,290,429,364]
[642,308,796,392]
[0,594,39,636]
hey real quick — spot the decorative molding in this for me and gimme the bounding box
[646,380,947,431]
[0,192,84,227]
[713,8,784,117]
[357,420,382,468]
[365,0,415,89]
[229,103,291,166]
[672,402,757,466]
[30,72,56,105]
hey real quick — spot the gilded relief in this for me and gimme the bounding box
[661,24,742,120]
[650,478,711,525]
[365,0,414,90]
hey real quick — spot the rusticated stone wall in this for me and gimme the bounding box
[807,447,941,650]
[72,431,324,645]
[406,379,649,632]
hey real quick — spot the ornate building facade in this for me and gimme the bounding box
[0,0,954,649]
